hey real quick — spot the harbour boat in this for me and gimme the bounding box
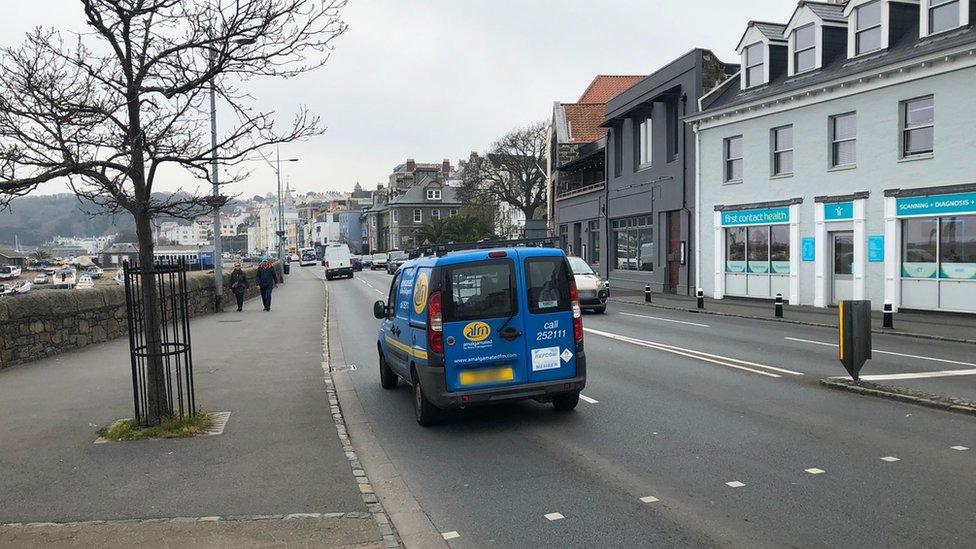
[75,273,95,289]
[54,268,77,286]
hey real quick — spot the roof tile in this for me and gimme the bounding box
[577,75,646,103]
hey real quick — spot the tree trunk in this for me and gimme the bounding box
[135,212,171,425]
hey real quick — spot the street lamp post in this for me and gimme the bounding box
[273,147,299,270]
[210,73,223,312]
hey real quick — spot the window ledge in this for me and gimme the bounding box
[899,153,934,163]
[637,163,653,172]
[828,164,857,172]
[723,179,744,186]
[769,173,794,180]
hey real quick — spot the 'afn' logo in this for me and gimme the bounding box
[463,321,491,342]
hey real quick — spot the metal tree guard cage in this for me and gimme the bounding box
[122,259,196,426]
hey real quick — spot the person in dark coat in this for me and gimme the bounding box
[256,257,279,311]
[229,263,248,312]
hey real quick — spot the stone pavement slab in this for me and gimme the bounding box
[0,267,373,536]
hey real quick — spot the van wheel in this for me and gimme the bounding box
[593,305,607,314]
[553,391,580,411]
[413,378,440,426]
[379,351,397,389]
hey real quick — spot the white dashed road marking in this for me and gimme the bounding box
[785,337,976,368]
[442,531,460,540]
[618,312,710,328]
[544,512,564,521]
[586,328,802,378]
[725,481,746,488]
[579,394,598,404]
[880,456,900,462]
[805,468,826,474]
[950,446,969,451]
[639,496,659,503]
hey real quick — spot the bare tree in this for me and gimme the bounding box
[0,0,347,425]
[459,121,548,223]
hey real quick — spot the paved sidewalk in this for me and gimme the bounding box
[611,290,976,343]
[0,268,383,546]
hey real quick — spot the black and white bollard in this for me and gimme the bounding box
[696,288,704,309]
[883,300,894,329]
[774,293,784,318]
[604,280,611,298]
[644,284,651,303]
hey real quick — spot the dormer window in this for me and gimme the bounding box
[793,24,816,73]
[426,188,441,200]
[744,43,765,88]
[923,0,965,36]
[854,0,883,55]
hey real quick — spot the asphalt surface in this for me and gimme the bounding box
[329,267,976,548]
[0,271,369,524]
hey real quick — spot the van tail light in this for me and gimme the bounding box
[569,277,583,343]
[428,290,444,354]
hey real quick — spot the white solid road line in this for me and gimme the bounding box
[579,394,598,404]
[618,312,710,328]
[784,337,976,367]
[880,456,900,462]
[584,328,802,378]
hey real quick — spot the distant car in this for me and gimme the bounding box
[386,250,409,274]
[370,252,387,270]
[289,253,300,262]
[0,265,22,279]
[567,256,607,313]
[33,273,48,284]
[86,266,104,279]
[351,256,363,271]
[324,244,354,280]
[361,257,373,269]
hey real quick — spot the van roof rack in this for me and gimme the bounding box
[409,237,558,258]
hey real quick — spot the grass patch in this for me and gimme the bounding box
[98,412,213,441]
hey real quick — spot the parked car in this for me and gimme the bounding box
[370,252,387,271]
[386,250,409,274]
[86,266,104,279]
[0,265,22,279]
[373,245,585,426]
[33,273,48,284]
[323,244,353,280]
[567,256,607,313]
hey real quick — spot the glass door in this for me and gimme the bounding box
[831,231,854,305]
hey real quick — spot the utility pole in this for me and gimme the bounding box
[277,147,285,267]
[210,63,223,312]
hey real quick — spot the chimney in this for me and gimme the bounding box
[406,159,416,173]
[442,159,451,175]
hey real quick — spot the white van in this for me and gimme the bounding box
[324,244,353,280]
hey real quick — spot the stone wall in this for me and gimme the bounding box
[0,263,283,369]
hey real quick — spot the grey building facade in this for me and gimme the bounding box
[364,159,456,252]
[598,49,737,294]
[689,0,976,314]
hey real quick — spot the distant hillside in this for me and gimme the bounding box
[0,194,135,247]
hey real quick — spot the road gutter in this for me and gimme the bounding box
[609,297,976,346]
[820,378,976,417]
[322,281,448,549]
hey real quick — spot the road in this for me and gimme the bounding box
[320,266,976,548]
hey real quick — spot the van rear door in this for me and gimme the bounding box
[441,258,528,392]
[520,253,577,383]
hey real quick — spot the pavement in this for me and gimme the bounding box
[610,289,976,343]
[0,267,385,547]
[329,268,976,548]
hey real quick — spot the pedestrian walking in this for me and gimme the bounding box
[229,262,248,312]
[256,257,279,311]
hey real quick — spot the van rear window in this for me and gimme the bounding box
[444,260,516,322]
[525,257,571,314]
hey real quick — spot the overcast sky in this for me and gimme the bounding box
[0,0,790,199]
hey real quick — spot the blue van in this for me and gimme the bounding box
[372,244,587,426]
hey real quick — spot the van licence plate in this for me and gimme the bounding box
[459,367,514,386]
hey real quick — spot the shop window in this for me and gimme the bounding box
[726,227,746,272]
[902,217,939,278]
[940,216,976,279]
[902,96,934,158]
[588,220,601,266]
[559,224,569,253]
[770,225,791,274]
[747,226,770,273]
[611,216,653,271]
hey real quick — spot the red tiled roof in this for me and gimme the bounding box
[563,103,608,144]
[577,75,645,103]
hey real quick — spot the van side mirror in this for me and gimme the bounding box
[373,300,387,319]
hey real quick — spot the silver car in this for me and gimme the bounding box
[567,256,607,313]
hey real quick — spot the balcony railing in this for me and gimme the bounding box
[556,181,605,201]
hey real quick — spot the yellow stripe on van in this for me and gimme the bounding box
[385,335,429,360]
